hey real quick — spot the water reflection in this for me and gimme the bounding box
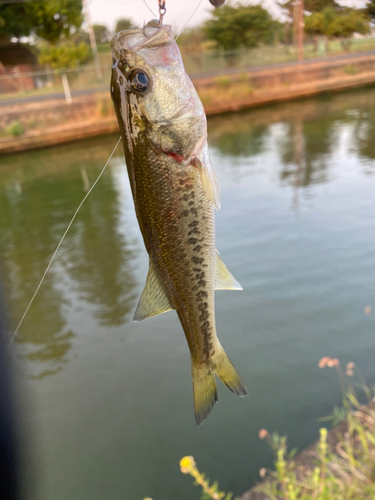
[0,136,138,377]
[352,107,375,172]
[0,169,73,378]
[209,119,268,158]
[208,88,375,195]
[62,167,138,327]
[2,88,375,379]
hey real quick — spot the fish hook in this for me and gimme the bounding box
[158,0,166,26]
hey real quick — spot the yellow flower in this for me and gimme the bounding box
[180,456,195,473]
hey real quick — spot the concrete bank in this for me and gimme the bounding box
[1,52,375,155]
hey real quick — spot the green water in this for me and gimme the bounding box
[1,87,375,499]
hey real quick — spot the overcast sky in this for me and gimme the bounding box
[88,0,368,34]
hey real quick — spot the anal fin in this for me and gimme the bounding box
[215,251,242,290]
[134,261,173,321]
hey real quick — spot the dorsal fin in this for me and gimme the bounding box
[133,261,173,321]
[215,251,242,290]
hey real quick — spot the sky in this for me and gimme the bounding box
[88,0,368,34]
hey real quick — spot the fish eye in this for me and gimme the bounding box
[130,70,150,93]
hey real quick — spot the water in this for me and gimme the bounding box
[1,87,375,500]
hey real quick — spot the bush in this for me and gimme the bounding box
[7,121,24,137]
[38,42,90,69]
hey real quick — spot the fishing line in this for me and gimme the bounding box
[9,136,122,345]
[175,0,203,41]
[143,0,156,18]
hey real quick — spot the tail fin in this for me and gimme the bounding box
[192,364,218,427]
[192,346,248,427]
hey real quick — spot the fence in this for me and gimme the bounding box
[1,37,375,100]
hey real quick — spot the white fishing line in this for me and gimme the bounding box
[9,136,122,345]
[142,0,156,18]
[175,0,203,41]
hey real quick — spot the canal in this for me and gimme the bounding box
[1,87,375,499]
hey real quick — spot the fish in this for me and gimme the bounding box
[110,20,248,426]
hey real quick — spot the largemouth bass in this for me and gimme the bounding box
[111,21,247,426]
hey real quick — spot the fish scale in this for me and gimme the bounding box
[111,22,248,426]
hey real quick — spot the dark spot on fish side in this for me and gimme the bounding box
[188,201,194,206]
[188,238,198,245]
[198,302,208,311]
[198,280,206,288]
[196,291,208,299]
[182,210,189,217]
[188,227,200,236]
[196,272,205,280]
[191,208,198,216]
[189,220,198,228]
[199,311,209,321]
[193,245,202,253]
[192,256,203,264]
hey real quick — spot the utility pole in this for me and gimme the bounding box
[297,0,304,61]
[82,0,103,81]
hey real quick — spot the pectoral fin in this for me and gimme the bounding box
[133,262,173,321]
[215,251,242,290]
[194,143,221,211]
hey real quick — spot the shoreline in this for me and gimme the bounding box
[1,52,375,155]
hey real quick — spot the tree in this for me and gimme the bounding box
[326,8,370,50]
[304,7,335,37]
[204,4,279,49]
[304,7,370,52]
[0,0,83,43]
[93,24,109,43]
[367,0,375,20]
[176,27,207,55]
[38,41,89,68]
[279,0,340,18]
[114,18,135,34]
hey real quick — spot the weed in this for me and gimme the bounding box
[256,358,375,499]
[215,75,232,88]
[180,456,237,500]
[97,98,109,117]
[143,359,375,500]
[344,64,359,76]
[6,121,24,137]
[144,456,237,500]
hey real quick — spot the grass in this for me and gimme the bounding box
[6,121,24,137]
[198,81,255,107]
[144,358,375,500]
[343,64,359,76]
[255,358,375,500]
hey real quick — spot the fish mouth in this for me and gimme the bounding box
[111,24,174,59]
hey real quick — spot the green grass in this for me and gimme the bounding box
[255,358,375,500]
[144,358,375,500]
[6,121,24,136]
